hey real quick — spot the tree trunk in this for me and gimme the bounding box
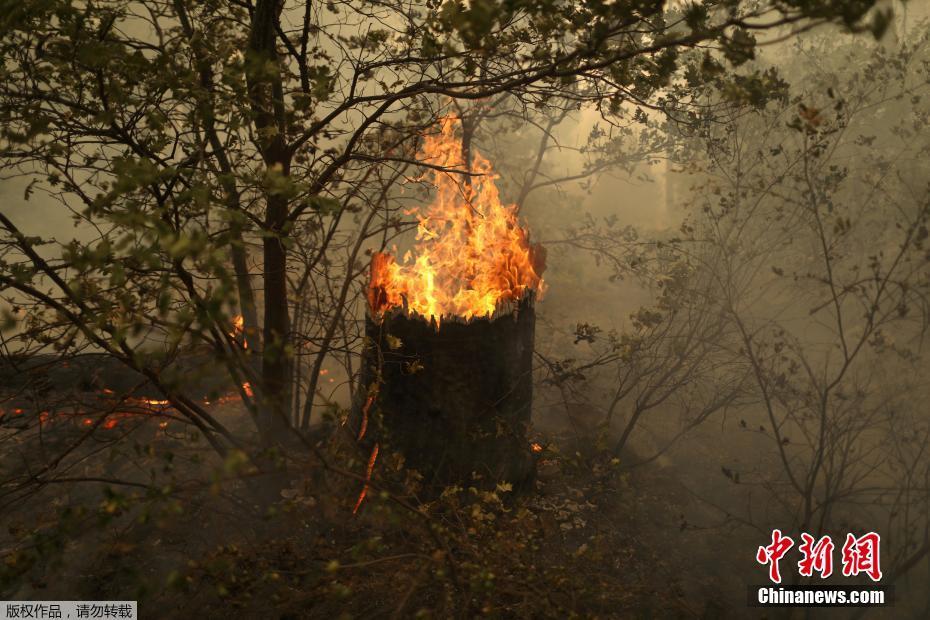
[352,296,537,491]
[248,0,294,448]
[260,193,292,447]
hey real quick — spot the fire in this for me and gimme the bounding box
[368,116,545,323]
[357,393,375,441]
[18,375,256,432]
[230,314,248,349]
[353,442,380,514]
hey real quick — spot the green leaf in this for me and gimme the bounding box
[306,195,341,215]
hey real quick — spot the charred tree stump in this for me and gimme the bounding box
[352,295,536,491]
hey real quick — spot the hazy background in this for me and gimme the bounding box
[3,1,930,616]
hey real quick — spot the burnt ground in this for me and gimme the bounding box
[0,391,714,618]
[2,357,884,619]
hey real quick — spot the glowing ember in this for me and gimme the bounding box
[531,442,543,453]
[19,375,255,432]
[357,393,375,441]
[353,442,380,514]
[140,398,169,406]
[368,116,545,324]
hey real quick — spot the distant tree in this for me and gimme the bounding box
[675,28,930,600]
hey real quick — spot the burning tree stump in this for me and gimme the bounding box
[350,115,545,493]
[354,295,537,490]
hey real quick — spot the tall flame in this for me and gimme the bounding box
[368,116,545,323]
[230,314,248,349]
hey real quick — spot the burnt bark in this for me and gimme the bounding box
[352,296,537,491]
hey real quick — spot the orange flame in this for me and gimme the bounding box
[74,379,255,431]
[357,393,375,441]
[368,116,545,324]
[230,314,248,349]
[353,442,380,514]
[140,398,169,406]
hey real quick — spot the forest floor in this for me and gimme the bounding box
[1,361,745,618]
[2,359,911,619]
[2,421,739,618]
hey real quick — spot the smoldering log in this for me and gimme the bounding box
[352,294,537,490]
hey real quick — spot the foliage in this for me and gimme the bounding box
[0,0,904,611]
